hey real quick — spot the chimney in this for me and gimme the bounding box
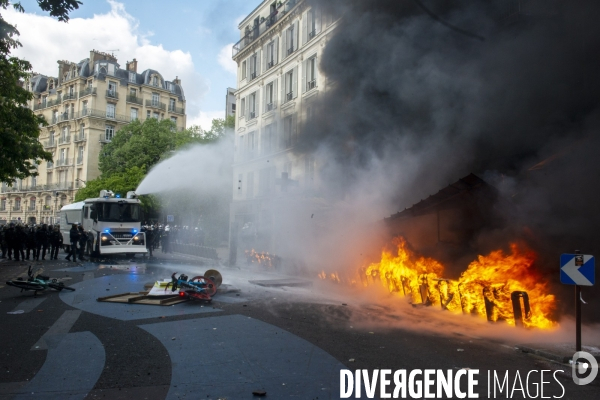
[126,58,138,73]
[89,49,118,66]
[173,76,181,85]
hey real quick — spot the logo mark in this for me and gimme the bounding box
[572,351,598,385]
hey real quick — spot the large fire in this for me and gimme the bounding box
[324,237,557,329]
[245,249,280,268]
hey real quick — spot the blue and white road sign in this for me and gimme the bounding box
[560,254,595,286]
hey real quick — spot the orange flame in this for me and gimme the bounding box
[245,249,278,268]
[360,237,556,329]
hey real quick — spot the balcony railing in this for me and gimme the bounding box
[13,206,21,211]
[44,140,57,149]
[286,92,293,101]
[63,92,77,101]
[75,108,130,123]
[55,158,73,167]
[42,182,73,190]
[126,95,143,105]
[266,103,274,112]
[28,206,36,211]
[106,90,119,99]
[306,80,316,91]
[58,135,71,145]
[43,205,52,210]
[146,100,166,110]
[76,156,83,165]
[74,133,86,143]
[232,0,300,57]
[79,87,97,98]
[57,112,73,123]
[168,105,185,114]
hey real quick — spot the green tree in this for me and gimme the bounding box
[99,119,220,176]
[0,0,82,182]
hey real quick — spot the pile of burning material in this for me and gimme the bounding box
[362,237,556,329]
[245,249,281,269]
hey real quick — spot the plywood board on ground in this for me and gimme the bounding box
[97,292,187,306]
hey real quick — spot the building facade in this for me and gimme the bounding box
[226,87,237,118]
[229,0,338,262]
[0,50,186,225]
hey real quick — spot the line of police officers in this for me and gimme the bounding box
[0,222,89,262]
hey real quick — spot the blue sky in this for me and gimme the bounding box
[10,0,259,128]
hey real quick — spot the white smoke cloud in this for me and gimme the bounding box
[218,43,237,75]
[5,0,208,122]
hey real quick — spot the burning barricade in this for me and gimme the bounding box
[320,237,557,329]
[245,249,282,269]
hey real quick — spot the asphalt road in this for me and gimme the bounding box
[0,251,598,400]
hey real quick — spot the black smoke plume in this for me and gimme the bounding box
[300,0,600,318]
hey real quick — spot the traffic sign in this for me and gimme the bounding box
[561,254,595,286]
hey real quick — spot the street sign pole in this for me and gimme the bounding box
[574,250,583,352]
[576,284,581,351]
[561,250,594,353]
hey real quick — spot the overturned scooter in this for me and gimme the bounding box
[165,269,223,302]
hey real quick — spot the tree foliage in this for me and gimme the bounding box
[0,0,82,183]
[98,118,223,177]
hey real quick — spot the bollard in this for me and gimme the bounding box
[511,291,531,328]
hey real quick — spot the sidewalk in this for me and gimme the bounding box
[517,343,600,363]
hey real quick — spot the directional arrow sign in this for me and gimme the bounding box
[560,254,595,286]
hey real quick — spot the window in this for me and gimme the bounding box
[68,85,74,96]
[286,24,296,55]
[106,104,115,119]
[169,98,176,111]
[108,81,117,96]
[242,60,247,80]
[170,116,177,124]
[232,103,236,113]
[262,123,277,155]
[237,174,243,197]
[82,100,88,114]
[130,88,137,97]
[152,92,160,107]
[240,98,246,117]
[29,197,36,210]
[249,53,258,80]
[248,131,256,159]
[129,71,136,83]
[61,126,69,142]
[130,108,138,121]
[166,82,174,92]
[31,177,37,188]
[49,131,55,145]
[265,81,275,112]
[105,125,115,141]
[147,110,151,119]
[45,195,51,207]
[249,92,257,119]
[42,96,47,106]
[283,115,293,148]
[284,68,297,102]
[247,172,254,199]
[14,198,21,211]
[266,40,277,69]
[87,80,93,89]
[79,124,85,140]
[153,112,160,119]
[0,198,5,211]
[52,110,58,123]
[152,76,159,87]
[305,8,320,41]
[60,148,67,163]
[77,146,84,164]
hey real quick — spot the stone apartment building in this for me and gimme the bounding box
[229,0,339,261]
[0,50,186,225]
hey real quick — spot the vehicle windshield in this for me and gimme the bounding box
[95,202,141,222]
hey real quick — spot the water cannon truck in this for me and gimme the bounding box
[59,190,147,256]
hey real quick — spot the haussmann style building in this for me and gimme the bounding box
[229,0,339,263]
[0,50,186,225]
